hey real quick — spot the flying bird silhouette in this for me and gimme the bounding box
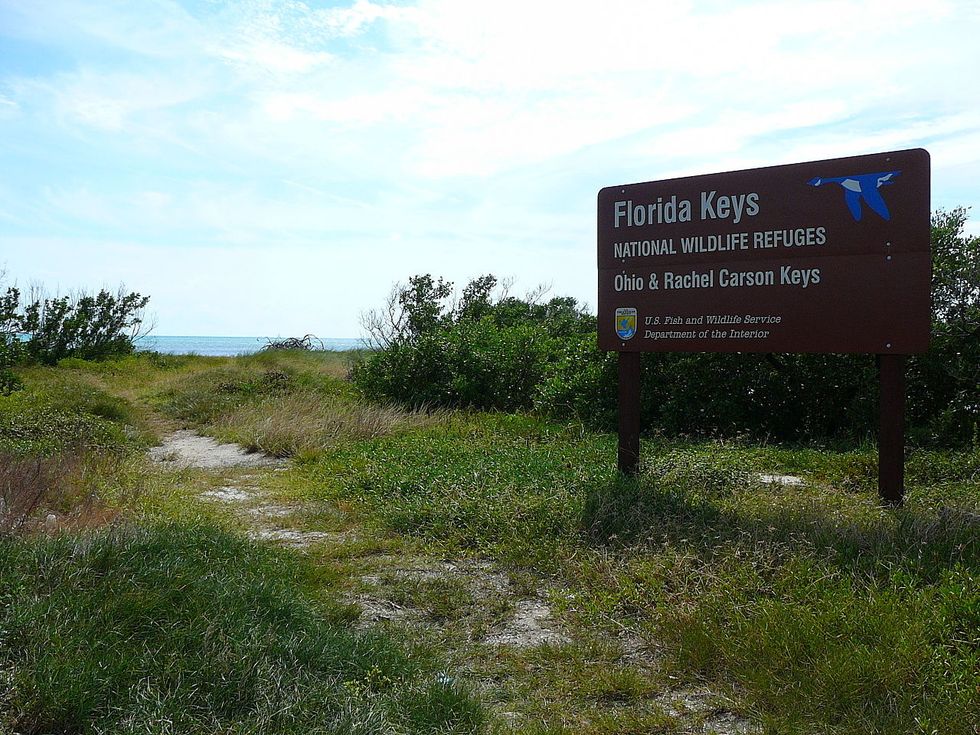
[807,171,901,221]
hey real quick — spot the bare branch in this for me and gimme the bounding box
[524,282,552,306]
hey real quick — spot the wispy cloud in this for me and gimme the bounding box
[1,0,978,335]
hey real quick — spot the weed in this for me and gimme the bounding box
[381,573,477,622]
[8,350,975,733]
[0,452,79,532]
[213,393,437,458]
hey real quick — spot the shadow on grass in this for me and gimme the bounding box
[581,473,979,581]
[580,473,979,735]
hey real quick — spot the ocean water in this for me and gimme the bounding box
[135,335,364,357]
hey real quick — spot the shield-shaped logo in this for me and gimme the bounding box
[615,308,637,340]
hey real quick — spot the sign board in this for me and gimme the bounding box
[598,149,931,354]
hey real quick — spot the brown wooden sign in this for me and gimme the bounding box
[599,149,932,506]
[598,148,931,354]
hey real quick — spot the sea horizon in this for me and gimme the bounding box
[135,335,366,357]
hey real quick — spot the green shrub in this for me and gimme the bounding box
[0,364,20,396]
[533,332,617,427]
[353,275,594,412]
[358,209,978,446]
[20,287,150,364]
[0,398,130,456]
[0,284,22,394]
[0,282,150,366]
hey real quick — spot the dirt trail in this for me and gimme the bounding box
[146,430,570,647]
[148,430,282,470]
[148,429,755,734]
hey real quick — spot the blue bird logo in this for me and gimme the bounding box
[807,171,901,221]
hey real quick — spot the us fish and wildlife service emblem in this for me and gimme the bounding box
[615,308,637,341]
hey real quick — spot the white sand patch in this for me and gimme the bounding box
[484,599,570,648]
[355,596,415,625]
[200,486,256,502]
[658,688,756,734]
[148,430,282,469]
[245,504,297,518]
[248,528,344,548]
[757,473,804,486]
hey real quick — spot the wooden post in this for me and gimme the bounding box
[878,354,906,506]
[618,351,641,475]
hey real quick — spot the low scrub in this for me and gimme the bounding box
[155,359,427,458]
[355,209,980,446]
[155,365,301,425]
[0,399,131,456]
[0,451,138,534]
[0,373,143,456]
[0,364,152,531]
[0,452,80,533]
[0,523,485,734]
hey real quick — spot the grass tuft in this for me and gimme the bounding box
[212,393,437,458]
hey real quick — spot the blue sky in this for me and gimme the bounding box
[1,0,979,337]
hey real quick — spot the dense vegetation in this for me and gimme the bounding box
[308,417,979,734]
[353,208,979,446]
[355,274,596,412]
[1,524,482,734]
[0,280,149,383]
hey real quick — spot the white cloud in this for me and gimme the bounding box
[2,0,979,335]
[21,68,210,133]
[218,40,333,74]
[0,92,18,121]
[310,0,393,38]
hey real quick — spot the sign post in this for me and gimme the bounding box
[617,352,641,475]
[597,149,931,504]
[878,354,906,504]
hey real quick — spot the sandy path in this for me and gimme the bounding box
[147,429,754,733]
[147,430,282,469]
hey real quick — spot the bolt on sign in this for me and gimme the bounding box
[597,149,931,354]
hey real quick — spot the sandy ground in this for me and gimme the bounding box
[147,430,282,469]
[148,429,755,733]
[147,430,577,648]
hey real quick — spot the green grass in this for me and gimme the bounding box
[303,414,613,565]
[4,351,978,734]
[148,350,427,458]
[0,362,156,532]
[0,382,136,456]
[1,353,486,734]
[0,522,485,734]
[287,414,979,734]
[380,573,479,622]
